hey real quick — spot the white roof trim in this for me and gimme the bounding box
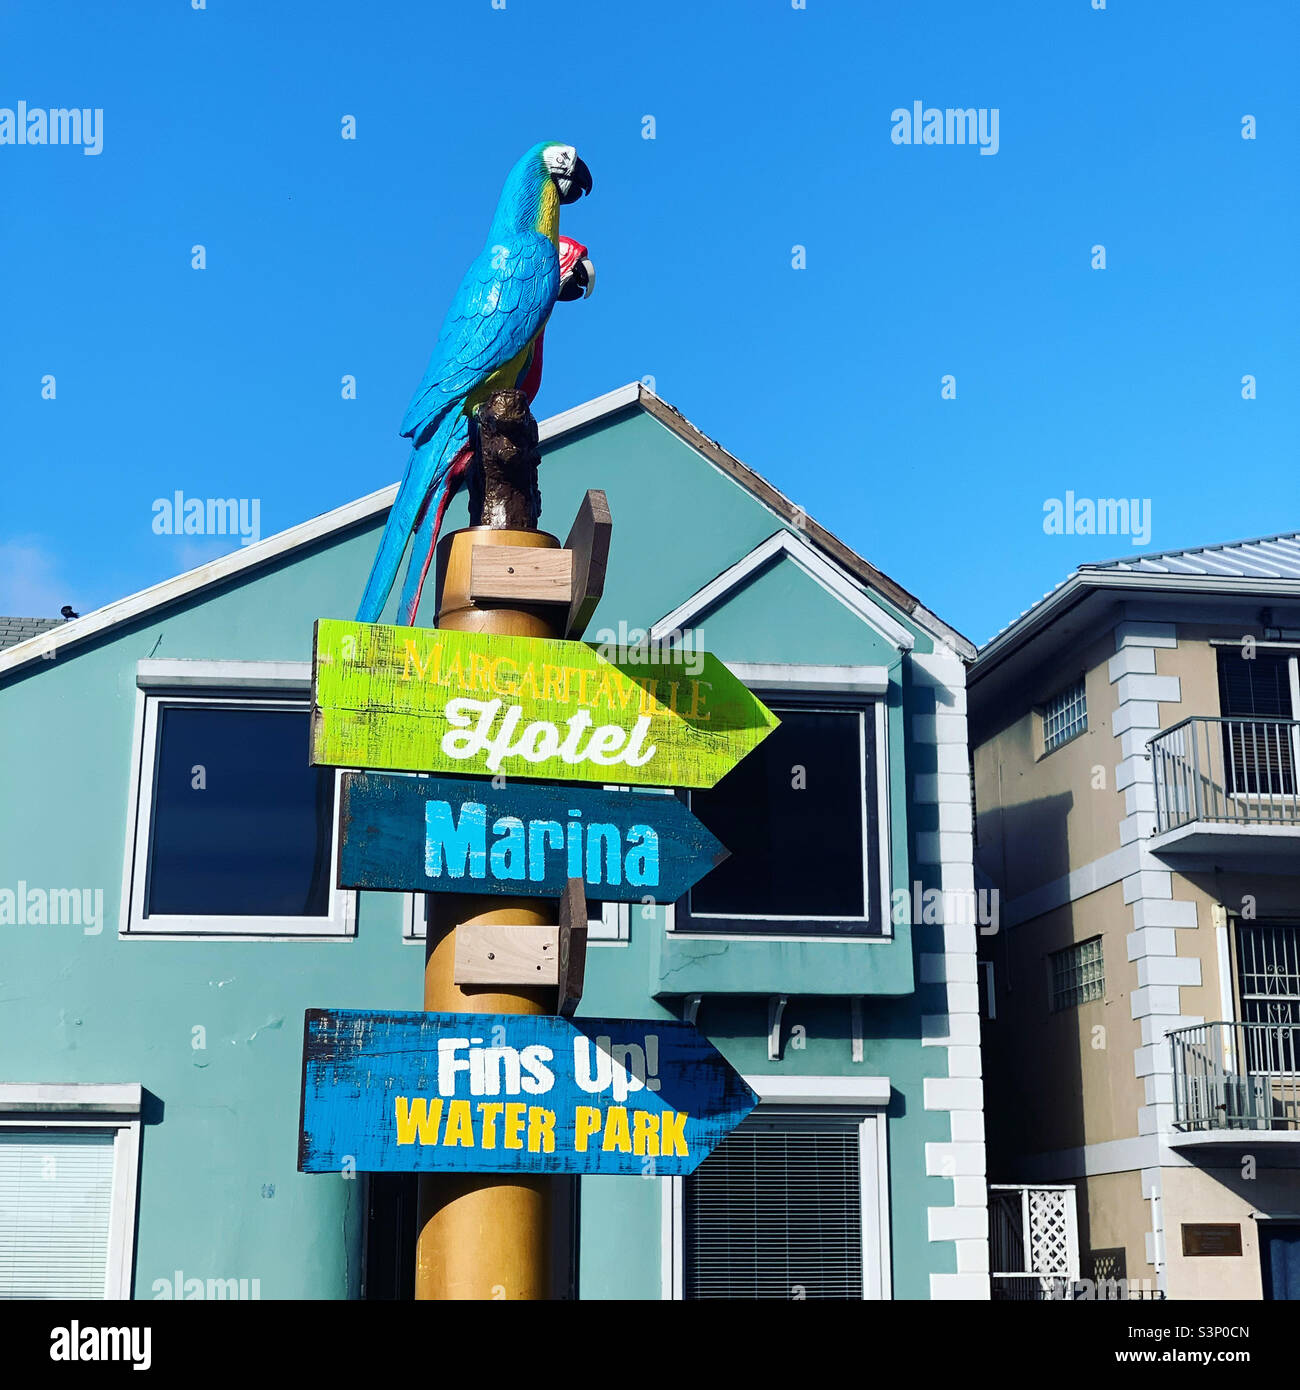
[649,530,916,651]
[535,382,641,441]
[977,567,1300,676]
[0,482,398,676]
[0,390,651,678]
[1,380,956,676]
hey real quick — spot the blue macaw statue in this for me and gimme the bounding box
[356,141,593,626]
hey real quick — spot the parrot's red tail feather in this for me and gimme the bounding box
[403,447,473,625]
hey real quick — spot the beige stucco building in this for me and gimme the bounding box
[972,533,1300,1300]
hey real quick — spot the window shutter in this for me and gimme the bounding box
[685,1114,864,1299]
[1218,652,1291,719]
[1217,652,1296,792]
[0,1130,115,1299]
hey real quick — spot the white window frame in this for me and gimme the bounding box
[660,1074,891,1300]
[122,662,355,939]
[670,683,892,943]
[0,1083,143,1300]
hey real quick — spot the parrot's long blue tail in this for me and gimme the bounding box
[356,410,467,624]
[397,471,454,626]
[397,409,472,624]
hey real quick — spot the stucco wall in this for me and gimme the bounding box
[974,624,1121,900]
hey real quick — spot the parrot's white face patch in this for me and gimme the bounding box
[543,142,590,204]
[543,144,578,178]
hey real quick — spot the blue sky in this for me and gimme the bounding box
[1,0,1296,645]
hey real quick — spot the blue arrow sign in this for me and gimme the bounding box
[337,771,728,902]
[298,1008,757,1177]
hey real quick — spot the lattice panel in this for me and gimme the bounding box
[1027,1189,1072,1275]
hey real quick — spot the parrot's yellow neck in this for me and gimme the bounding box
[534,182,560,246]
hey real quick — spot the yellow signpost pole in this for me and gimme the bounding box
[415,523,562,1301]
[414,390,602,1300]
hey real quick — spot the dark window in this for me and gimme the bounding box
[146,704,334,917]
[361,1173,579,1299]
[686,705,877,933]
[1217,650,1296,794]
[684,1114,865,1299]
[362,1174,418,1300]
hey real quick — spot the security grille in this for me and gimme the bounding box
[684,1113,863,1299]
[1091,1247,1127,1283]
[1238,923,1300,1071]
[1050,937,1105,1011]
[1042,678,1087,753]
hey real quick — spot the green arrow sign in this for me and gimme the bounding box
[310,619,777,789]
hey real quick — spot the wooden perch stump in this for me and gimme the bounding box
[467,389,541,530]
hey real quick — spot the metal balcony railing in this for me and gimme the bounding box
[1149,716,1300,835]
[1169,1022,1300,1132]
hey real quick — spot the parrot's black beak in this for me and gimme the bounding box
[556,156,593,204]
[558,256,596,301]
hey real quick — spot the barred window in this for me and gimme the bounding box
[1236,922,1300,1067]
[1050,937,1105,1011]
[1042,678,1088,753]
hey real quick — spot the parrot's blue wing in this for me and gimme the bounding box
[357,232,559,624]
[401,232,559,444]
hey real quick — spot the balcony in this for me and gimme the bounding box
[1148,716,1300,867]
[1168,1022,1300,1146]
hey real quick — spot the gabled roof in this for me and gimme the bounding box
[0,616,60,651]
[975,529,1300,682]
[0,383,974,677]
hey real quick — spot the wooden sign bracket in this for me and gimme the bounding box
[464,489,612,639]
[450,879,588,1003]
[454,924,559,986]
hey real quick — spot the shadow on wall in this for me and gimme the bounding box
[978,792,1085,1174]
[978,789,1077,903]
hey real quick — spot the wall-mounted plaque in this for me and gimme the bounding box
[1181,1223,1243,1256]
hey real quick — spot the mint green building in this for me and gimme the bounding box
[0,385,986,1299]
